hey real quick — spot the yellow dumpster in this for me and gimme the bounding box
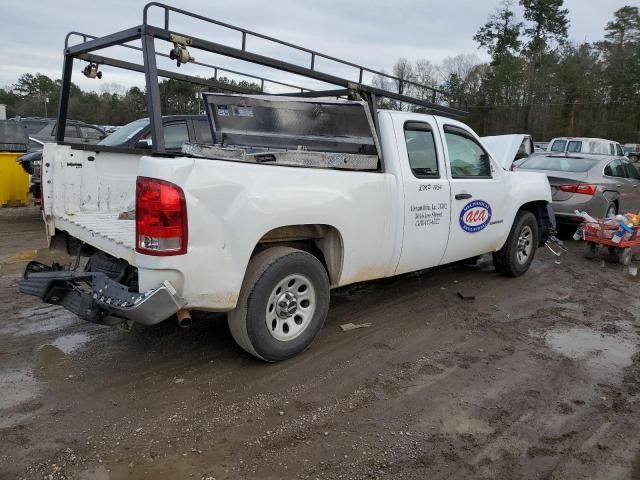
[0,121,30,207]
[0,152,30,207]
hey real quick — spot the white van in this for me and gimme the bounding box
[547,137,625,156]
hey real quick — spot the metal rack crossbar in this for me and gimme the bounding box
[57,2,467,152]
[65,31,312,95]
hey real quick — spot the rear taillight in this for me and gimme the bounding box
[136,177,188,256]
[558,183,597,196]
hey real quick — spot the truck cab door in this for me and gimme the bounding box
[394,119,452,275]
[437,121,509,264]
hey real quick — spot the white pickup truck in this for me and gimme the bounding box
[21,94,555,361]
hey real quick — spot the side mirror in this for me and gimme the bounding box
[134,138,153,149]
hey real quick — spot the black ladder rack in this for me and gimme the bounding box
[57,2,468,153]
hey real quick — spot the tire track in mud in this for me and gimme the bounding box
[3,209,640,479]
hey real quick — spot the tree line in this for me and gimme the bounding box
[0,74,260,126]
[381,1,640,142]
[1,1,638,142]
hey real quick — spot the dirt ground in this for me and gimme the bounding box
[2,207,640,480]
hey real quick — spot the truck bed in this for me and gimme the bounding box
[56,213,135,265]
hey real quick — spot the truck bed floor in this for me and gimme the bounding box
[57,213,135,264]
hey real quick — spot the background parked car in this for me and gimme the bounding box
[547,137,625,156]
[624,144,640,163]
[10,117,107,144]
[17,116,212,199]
[98,115,211,151]
[515,153,640,225]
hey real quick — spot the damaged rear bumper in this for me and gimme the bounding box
[19,262,186,326]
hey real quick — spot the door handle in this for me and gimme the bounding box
[455,193,472,200]
[616,184,623,188]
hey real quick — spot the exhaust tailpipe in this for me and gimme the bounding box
[177,309,192,329]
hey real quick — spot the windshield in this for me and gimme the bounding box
[519,155,598,173]
[98,119,148,146]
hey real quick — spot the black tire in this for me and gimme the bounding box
[228,247,330,362]
[584,242,598,260]
[493,211,538,277]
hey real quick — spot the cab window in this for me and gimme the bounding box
[144,121,189,150]
[567,141,582,153]
[404,122,439,178]
[52,124,79,138]
[616,144,624,156]
[196,119,213,144]
[80,126,104,141]
[550,140,567,152]
[444,126,491,178]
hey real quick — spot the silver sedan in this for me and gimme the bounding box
[515,153,640,225]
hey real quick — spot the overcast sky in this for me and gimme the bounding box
[0,0,631,93]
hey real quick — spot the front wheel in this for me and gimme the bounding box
[493,211,539,277]
[228,247,330,362]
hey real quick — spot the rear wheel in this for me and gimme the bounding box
[493,211,538,277]
[228,247,330,362]
[606,203,617,218]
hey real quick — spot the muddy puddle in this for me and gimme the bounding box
[51,332,92,353]
[540,324,638,382]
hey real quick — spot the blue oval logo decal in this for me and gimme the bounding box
[459,200,492,233]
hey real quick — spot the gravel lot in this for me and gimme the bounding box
[2,207,640,480]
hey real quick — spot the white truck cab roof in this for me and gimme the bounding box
[547,137,625,156]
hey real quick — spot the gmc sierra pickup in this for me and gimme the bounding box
[19,3,555,361]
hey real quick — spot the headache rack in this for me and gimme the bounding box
[57,2,467,153]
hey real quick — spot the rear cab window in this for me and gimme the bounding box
[80,126,104,141]
[196,119,213,144]
[566,141,582,153]
[52,124,80,138]
[143,122,189,150]
[403,122,439,178]
[550,140,567,152]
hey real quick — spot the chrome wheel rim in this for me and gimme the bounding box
[516,225,533,265]
[266,274,316,342]
[606,205,616,217]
